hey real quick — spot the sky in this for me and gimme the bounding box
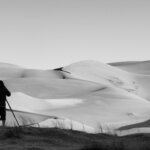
[0,0,150,69]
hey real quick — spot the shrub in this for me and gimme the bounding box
[3,127,23,139]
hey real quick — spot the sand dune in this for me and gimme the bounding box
[110,60,150,75]
[1,60,150,134]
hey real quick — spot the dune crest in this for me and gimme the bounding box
[1,60,150,134]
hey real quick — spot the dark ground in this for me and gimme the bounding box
[0,127,150,150]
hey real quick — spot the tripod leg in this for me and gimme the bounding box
[6,100,20,127]
[2,120,5,127]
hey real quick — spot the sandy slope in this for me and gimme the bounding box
[110,60,150,75]
[1,60,150,134]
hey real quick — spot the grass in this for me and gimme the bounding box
[0,126,150,150]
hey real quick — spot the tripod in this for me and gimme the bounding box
[6,99,20,127]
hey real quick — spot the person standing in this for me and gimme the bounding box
[0,81,11,127]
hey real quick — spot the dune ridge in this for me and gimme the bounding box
[1,60,150,135]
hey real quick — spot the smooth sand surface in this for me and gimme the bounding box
[1,60,150,134]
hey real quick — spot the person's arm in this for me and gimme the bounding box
[4,87,11,97]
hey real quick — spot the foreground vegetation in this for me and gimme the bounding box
[0,127,150,150]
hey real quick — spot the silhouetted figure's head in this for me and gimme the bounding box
[0,80,5,88]
[0,80,11,97]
